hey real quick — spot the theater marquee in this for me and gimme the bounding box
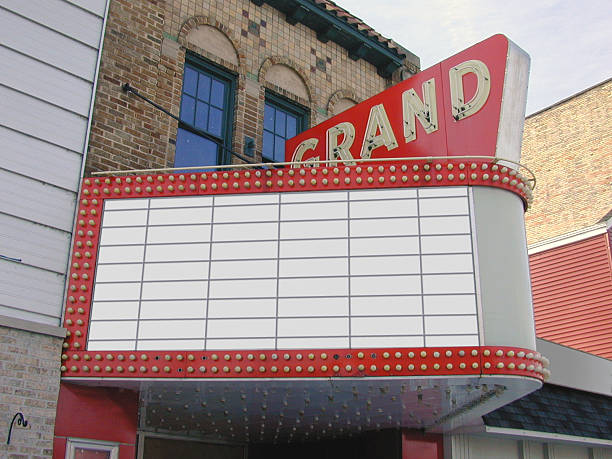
[60,35,545,439]
[287,34,529,166]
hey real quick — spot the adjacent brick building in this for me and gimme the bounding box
[521,78,612,361]
[521,78,612,245]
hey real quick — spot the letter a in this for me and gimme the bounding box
[360,104,398,159]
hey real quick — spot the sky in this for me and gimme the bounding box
[345,0,611,115]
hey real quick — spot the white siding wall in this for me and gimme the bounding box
[0,0,108,325]
[593,448,612,459]
[447,434,521,459]
[447,434,608,459]
[549,444,590,459]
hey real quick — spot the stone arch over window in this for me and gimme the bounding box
[328,89,360,116]
[259,57,313,107]
[178,16,243,73]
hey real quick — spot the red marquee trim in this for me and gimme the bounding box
[61,346,545,381]
[62,159,537,381]
[79,159,532,206]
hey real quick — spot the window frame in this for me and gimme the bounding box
[65,437,119,459]
[262,91,309,163]
[175,52,236,167]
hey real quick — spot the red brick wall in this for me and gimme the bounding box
[87,0,170,173]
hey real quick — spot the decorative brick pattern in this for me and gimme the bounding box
[86,0,403,173]
[521,79,612,245]
[0,326,63,458]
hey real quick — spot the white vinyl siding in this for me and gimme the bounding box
[0,213,72,274]
[448,434,604,459]
[0,170,78,232]
[0,46,93,116]
[0,0,108,324]
[0,126,82,192]
[1,0,104,48]
[0,8,99,81]
[0,85,88,153]
[65,0,108,17]
[0,262,67,324]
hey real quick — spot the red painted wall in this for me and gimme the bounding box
[53,382,139,459]
[402,430,444,459]
[530,232,612,359]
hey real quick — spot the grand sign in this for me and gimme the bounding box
[286,34,529,166]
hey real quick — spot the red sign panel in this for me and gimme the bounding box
[286,34,529,165]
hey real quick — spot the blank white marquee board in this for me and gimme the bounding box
[87,186,480,351]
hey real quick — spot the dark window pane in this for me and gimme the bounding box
[179,95,195,124]
[194,101,209,131]
[264,104,275,131]
[286,114,297,138]
[175,128,219,167]
[264,96,307,162]
[208,107,223,137]
[197,74,211,102]
[275,110,286,136]
[274,135,285,161]
[183,67,197,96]
[210,80,225,108]
[177,61,233,168]
[263,130,274,159]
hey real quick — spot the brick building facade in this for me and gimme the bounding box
[521,78,612,245]
[86,0,418,173]
[0,324,64,458]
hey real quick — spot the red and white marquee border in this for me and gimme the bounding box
[61,158,546,381]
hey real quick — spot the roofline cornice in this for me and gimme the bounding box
[251,0,420,78]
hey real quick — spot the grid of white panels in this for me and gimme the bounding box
[88,187,479,350]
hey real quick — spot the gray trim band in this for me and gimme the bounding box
[0,313,66,338]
